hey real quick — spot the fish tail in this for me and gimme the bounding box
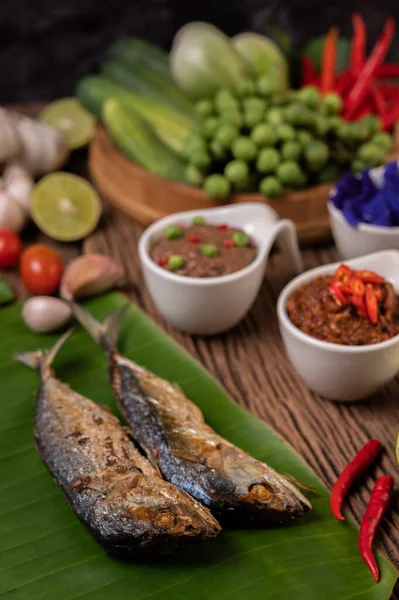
[14,328,75,371]
[71,302,129,351]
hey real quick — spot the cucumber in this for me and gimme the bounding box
[76,75,193,152]
[108,38,170,76]
[102,99,186,182]
[102,57,195,117]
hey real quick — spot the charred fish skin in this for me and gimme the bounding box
[14,334,220,556]
[72,304,312,525]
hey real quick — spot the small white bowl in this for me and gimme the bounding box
[277,250,399,402]
[139,203,303,335]
[328,201,399,259]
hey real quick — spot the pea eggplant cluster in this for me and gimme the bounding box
[183,80,392,201]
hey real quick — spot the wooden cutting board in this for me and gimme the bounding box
[89,125,399,245]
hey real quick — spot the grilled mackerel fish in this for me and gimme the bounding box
[73,304,312,525]
[14,332,220,555]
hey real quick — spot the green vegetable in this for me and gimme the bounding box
[281,141,301,161]
[251,123,277,147]
[232,231,249,247]
[77,75,192,152]
[267,108,284,126]
[257,75,279,97]
[296,130,314,145]
[203,117,220,138]
[185,165,204,185]
[364,114,382,133]
[200,244,219,257]
[357,143,385,166]
[102,99,186,182]
[322,93,343,115]
[214,89,238,111]
[192,216,206,225]
[372,132,392,150]
[317,164,341,183]
[259,176,283,197]
[297,85,320,108]
[108,37,170,76]
[244,109,264,128]
[304,141,329,171]
[204,174,231,200]
[102,57,195,117]
[183,134,207,157]
[195,99,214,118]
[231,33,289,92]
[303,36,351,73]
[168,255,185,271]
[0,278,14,305]
[243,96,266,114]
[277,161,304,186]
[232,137,257,161]
[235,77,256,97]
[256,148,280,173]
[170,22,249,98]
[351,159,366,172]
[276,124,296,141]
[224,160,249,187]
[190,150,211,169]
[210,139,227,160]
[215,123,239,148]
[220,108,243,127]
[164,224,184,240]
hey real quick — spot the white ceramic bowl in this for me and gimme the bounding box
[139,203,303,335]
[328,163,399,259]
[328,201,399,259]
[277,250,399,402]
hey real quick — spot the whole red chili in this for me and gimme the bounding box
[330,440,382,520]
[359,475,394,582]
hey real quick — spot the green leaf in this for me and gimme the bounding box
[0,293,397,600]
[0,278,14,305]
[303,36,351,74]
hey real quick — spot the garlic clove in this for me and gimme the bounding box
[0,191,26,233]
[3,163,33,214]
[22,296,72,333]
[60,254,125,300]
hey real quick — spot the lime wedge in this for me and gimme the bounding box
[31,172,102,241]
[396,433,399,467]
[39,98,95,150]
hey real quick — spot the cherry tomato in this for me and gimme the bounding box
[20,244,64,295]
[0,230,23,269]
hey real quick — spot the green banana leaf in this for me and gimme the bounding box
[0,293,397,600]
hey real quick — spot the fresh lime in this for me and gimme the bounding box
[31,172,102,241]
[39,98,95,150]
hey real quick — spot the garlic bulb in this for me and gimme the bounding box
[0,190,26,232]
[0,108,21,163]
[60,254,125,300]
[3,163,33,214]
[22,296,72,333]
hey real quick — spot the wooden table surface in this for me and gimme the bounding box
[3,111,399,597]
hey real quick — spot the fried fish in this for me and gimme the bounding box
[73,304,312,525]
[14,332,220,555]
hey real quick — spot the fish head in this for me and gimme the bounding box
[92,471,220,554]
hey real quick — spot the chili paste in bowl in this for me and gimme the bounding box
[150,217,257,278]
[286,264,399,346]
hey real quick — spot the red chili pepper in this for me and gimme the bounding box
[349,275,365,297]
[377,63,399,78]
[328,282,349,305]
[321,27,339,94]
[369,86,388,118]
[345,18,395,119]
[359,475,394,582]
[378,84,399,101]
[351,293,369,317]
[188,234,200,243]
[217,224,229,231]
[365,284,379,323]
[356,270,385,284]
[301,56,319,86]
[157,256,168,267]
[330,440,382,521]
[350,14,367,74]
[335,72,356,97]
[223,238,234,248]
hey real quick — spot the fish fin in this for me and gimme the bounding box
[14,328,75,371]
[71,302,129,350]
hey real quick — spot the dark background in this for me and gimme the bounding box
[2,0,398,103]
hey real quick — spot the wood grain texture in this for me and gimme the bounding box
[3,103,398,597]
